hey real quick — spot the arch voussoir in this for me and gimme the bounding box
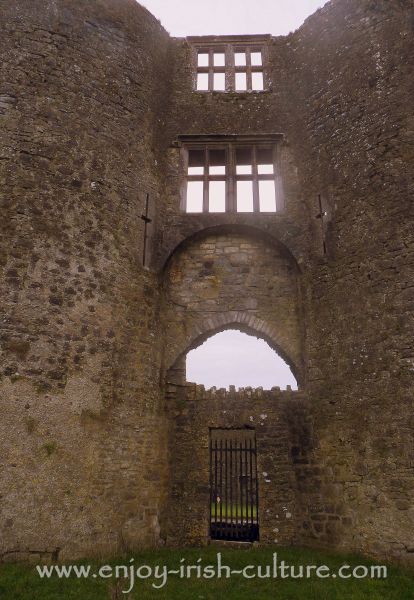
[169,310,302,386]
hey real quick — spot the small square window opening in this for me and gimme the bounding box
[210,165,226,175]
[214,53,226,67]
[258,164,273,174]
[251,51,262,66]
[209,181,226,213]
[237,180,254,212]
[197,73,209,91]
[235,72,247,91]
[198,52,209,67]
[213,72,226,91]
[186,181,204,213]
[235,52,247,66]
[252,72,264,91]
[188,166,204,175]
[259,180,276,212]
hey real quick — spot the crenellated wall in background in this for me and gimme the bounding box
[164,384,315,547]
[161,229,304,380]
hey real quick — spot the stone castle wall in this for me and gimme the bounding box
[165,385,314,547]
[162,230,303,379]
[283,0,414,560]
[0,0,172,560]
[0,0,412,562]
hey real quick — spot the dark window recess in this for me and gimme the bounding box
[210,429,259,543]
[184,141,280,214]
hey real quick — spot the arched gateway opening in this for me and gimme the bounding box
[187,329,298,390]
[170,327,298,543]
[162,227,304,546]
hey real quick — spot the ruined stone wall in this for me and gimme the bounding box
[0,0,172,559]
[159,0,414,562]
[159,0,414,559]
[152,28,312,270]
[161,230,303,379]
[282,0,414,561]
[0,0,412,563]
[165,384,314,547]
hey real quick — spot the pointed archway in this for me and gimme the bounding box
[186,328,298,390]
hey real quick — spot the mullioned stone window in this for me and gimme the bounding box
[179,134,283,214]
[188,35,270,92]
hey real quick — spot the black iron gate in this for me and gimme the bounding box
[209,429,259,542]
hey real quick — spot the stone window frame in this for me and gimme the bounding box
[178,134,284,214]
[188,35,271,93]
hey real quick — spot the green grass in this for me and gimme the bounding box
[0,546,413,600]
[211,502,258,519]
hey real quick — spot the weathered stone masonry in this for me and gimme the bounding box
[165,385,311,547]
[0,0,413,563]
[162,230,303,380]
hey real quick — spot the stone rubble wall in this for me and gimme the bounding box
[0,0,172,559]
[0,0,412,562]
[162,231,303,380]
[165,384,315,547]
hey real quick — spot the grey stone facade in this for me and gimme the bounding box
[0,0,413,563]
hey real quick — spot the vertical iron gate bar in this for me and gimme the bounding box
[238,437,242,539]
[244,438,249,530]
[224,439,228,538]
[239,439,243,532]
[244,438,248,529]
[247,438,250,528]
[255,441,259,540]
[209,431,259,542]
[243,438,246,532]
[219,439,223,539]
[244,438,248,528]
[214,439,218,533]
[209,436,212,538]
[249,438,254,530]
[241,438,244,528]
[235,436,239,539]
[230,437,233,535]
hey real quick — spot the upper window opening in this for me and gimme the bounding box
[214,53,225,67]
[197,53,209,67]
[235,72,248,92]
[195,43,267,92]
[252,71,264,91]
[257,148,274,174]
[251,52,262,66]
[234,47,263,92]
[182,137,282,214]
[235,52,246,67]
[213,72,226,91]
[196,72,209,91]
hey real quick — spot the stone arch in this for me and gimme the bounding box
[161,223,302,275]
[161,225,305,389]
[168,313,302,387]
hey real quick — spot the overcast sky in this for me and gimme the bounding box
[187,330,298,391]
[140,0,328,37]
